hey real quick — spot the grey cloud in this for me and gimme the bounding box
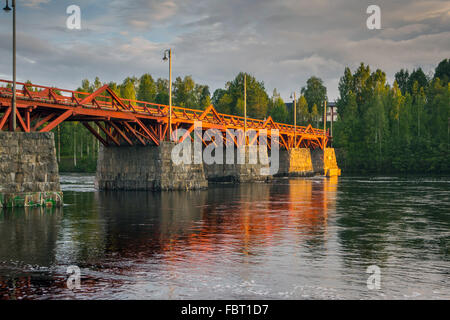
[0,0,448,101]
[23,0,50,7]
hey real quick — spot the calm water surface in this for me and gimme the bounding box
[0,174,449,300]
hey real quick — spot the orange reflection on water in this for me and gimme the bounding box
[287,177,338,237]
[160,178,339,263]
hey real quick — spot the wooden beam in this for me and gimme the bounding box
[82,122,109,147]
[32,113,55,131]
[135,118,160,145]
[123,122,146,146]
[79,85,109,105]
[15,108,29,132]
[108,121,133,146]
[0,107,11,130]
[95,121,120,146]
[40,110,73,132]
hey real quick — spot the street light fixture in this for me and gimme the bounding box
[290,92,297,148]
[163,49,172,141]
[3,0,16,131]
[3,0,11,11]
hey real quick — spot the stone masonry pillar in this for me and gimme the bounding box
[311,148,341,176]
[0,132,62,208]
[95,142,208,191]
[276,148,314,177]
[203,145,272,183]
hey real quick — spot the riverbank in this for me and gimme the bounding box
[58,156,96,173]
[335,148,450,175]
[58,151,450,176]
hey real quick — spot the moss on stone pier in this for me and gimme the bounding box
[0,191,63,208]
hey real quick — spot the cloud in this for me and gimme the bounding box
[23,0,50,7]
[0,0,448,101]
[110,0,178,29]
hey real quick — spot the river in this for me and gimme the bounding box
[0,174,448,299]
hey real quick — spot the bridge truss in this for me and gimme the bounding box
[0,80,330,150]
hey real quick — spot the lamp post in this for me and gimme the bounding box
[244,73,247,144]
[290,92,297,148]
[163,49,172,141]
[330,103,335,145]
[324,100,327,148]
[3,0,16,131]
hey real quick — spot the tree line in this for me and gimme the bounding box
[19,58,447,174]
[334,59,449,174]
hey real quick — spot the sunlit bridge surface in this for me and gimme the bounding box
[0,175,449,299]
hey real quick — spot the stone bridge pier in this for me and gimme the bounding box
[311,148,341,176]
[0,132,62,208]
[203,145,272,183]
[276,148,315,177]
[95,142,208,191]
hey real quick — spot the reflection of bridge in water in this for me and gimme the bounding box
[0,178,338,299]
[158,178,338,262]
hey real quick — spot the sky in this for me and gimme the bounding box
[0,0,448,101]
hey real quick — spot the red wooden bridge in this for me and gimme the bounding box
[0,79,330,150]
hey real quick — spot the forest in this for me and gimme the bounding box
[39,58,449,174]
[334,59,449,174]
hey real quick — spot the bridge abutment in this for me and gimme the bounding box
[204,146,272,183]
[0,132,62,208]
[95,142,208,191]
[277,148,315,177]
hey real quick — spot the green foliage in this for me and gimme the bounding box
[215,91,233,114]
[173,75,195,107]
[120,77,137,102]
[196,85,211,109]
[395,69,409,94]
[155,78,169,105]
[137,74,157,102]
[59,156,97,173]
[56,121,99,173]
[297,95,310,125]
[434,58,450,85]
[337,67,353,118]
[334,59,450,174]
[172,75,211,109]
[301,76,327,113]
[108,81,120,96]
[213,72,269,118]
[407,68,428,94]
[269,95,288,123]
[311,104,319,128]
